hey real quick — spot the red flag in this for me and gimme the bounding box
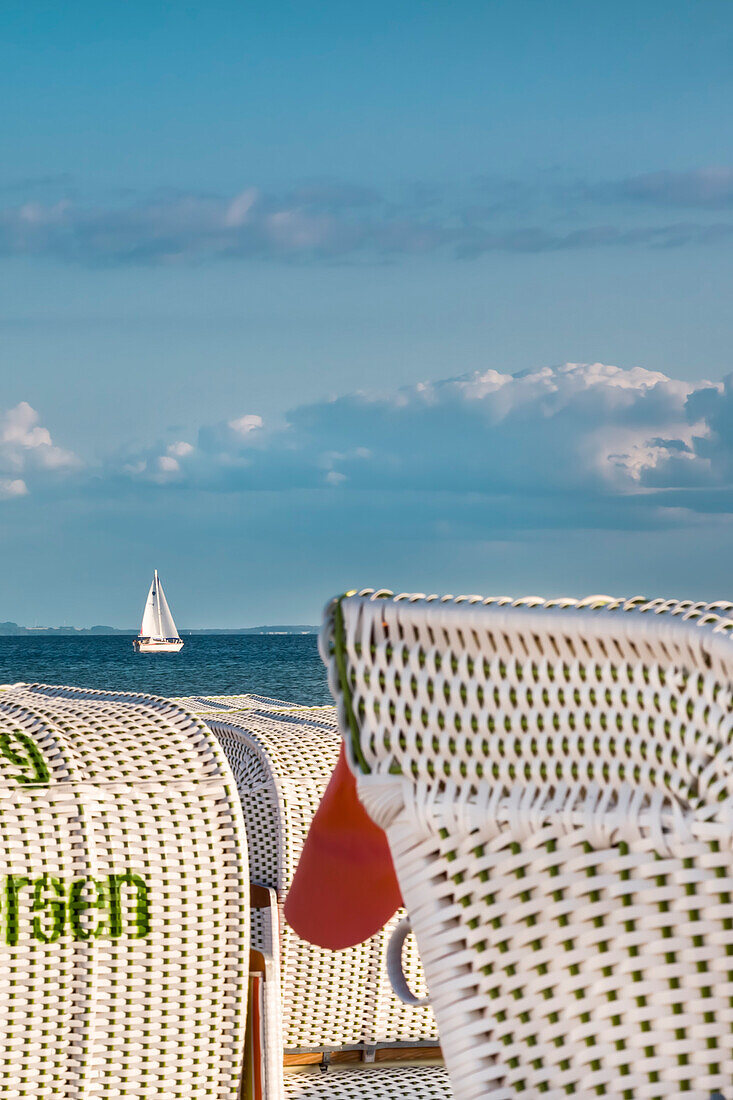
[284,744,402,949]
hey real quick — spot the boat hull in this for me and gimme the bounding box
[133,638,184,653]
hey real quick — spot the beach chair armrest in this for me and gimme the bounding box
[250,882,277,910]
[247,882,283,1096]
[249,882,280,978]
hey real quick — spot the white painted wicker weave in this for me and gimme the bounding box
[0,682,249,1099]
[280,1065,452,1097]
[178,694,451,1099]
[321,591,733,1100]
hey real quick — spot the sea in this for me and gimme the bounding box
[0,633,332,706]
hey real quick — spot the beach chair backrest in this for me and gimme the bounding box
[0,682,249,1099]
[322,591,733,1099]
[200,698,438,1054]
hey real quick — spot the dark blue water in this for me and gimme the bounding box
[0,634,332,705]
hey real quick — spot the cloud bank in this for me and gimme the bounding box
[13,361,733,535]
[115,362,733,528]
[1,169,733,265]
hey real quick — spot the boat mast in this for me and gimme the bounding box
[154,569,163,639]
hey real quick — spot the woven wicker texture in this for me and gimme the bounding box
[321,591,733,1100]
[177,693,438,1053]
[281,1065,451,1097]
[0,683,249,1099]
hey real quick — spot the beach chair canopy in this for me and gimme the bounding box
[319,590,733,1100]
[180,693,451,1099]
[0,682,249,1099]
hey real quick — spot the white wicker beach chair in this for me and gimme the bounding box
[0,682,249,1099]
[320,590,733,1100]
[178,694,452,1099]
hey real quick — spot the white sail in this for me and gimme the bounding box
[140,577,159,638]
[156,578,180,639]
[139,570,180,640]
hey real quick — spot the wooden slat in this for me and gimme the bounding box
[249,947,266,973]
[250,882,273,909]
[283,1046,442,1066]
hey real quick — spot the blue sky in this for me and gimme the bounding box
[2,1,733,626]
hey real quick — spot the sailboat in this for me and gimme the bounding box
[133,570,184,653]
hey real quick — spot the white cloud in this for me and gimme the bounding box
[0,478,27,500]
[2,401,53,451]
[228,414,263,437]
[0,402,79,499]
[223,188,259,228]
[167,441,194,458]
[114,361,728,532]
[157,455,180,474]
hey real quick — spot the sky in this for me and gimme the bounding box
[2,1,733,627]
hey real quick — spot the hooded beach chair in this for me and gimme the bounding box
[315,590,733,1099]
[178,693,452,1098]
[0,682,250,1099]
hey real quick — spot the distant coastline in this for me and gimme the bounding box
[0,623,318,637]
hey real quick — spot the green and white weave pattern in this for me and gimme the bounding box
[178,693,451,1100]
[0,683,249,1099]
[321,591,733,1100]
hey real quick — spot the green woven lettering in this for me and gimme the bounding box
[1,872,151,943]
[6,875,30,946]
[0,731,50,785]
[31,875,66,943]
[108,872,150,938]
[69,877,106,941]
